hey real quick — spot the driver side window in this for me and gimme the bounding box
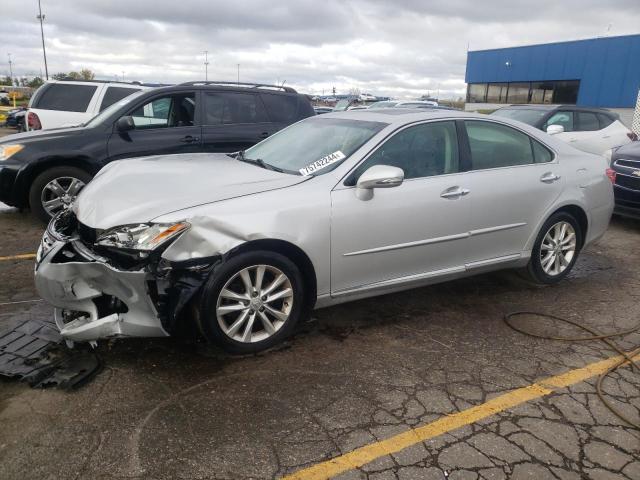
[350,121,459,184]
[130,93,195,129]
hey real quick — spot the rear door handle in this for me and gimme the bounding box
[440,186,470,199]
[259,132,270,139]
[540,172,561,183]
[181,135,200,143]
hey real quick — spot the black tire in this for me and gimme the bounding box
[197,250,306,354]
[526,211,583,285]
[28,166,93,223]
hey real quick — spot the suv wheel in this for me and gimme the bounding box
[526,212,582,285]
[29,166,92,223]
[198,251,305,354]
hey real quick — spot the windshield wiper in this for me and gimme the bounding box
[234,150,287,173]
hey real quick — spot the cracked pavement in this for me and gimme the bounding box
[0,153,638,478]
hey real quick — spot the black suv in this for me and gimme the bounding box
[0,81,314,221]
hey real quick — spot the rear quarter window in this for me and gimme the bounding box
[260,93,298,123]
[577,112,600,131]
[32,83,98,112]
[597,113,614,129]
[99,87,141,112]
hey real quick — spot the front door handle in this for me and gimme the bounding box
[259,132,270,139]
[540,172,561,183]
[181,135,200,143]
[440,186,470,199]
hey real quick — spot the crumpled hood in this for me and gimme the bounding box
[74,153,307,229]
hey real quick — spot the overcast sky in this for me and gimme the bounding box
[2,1,639,99]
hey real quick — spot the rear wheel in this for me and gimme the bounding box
[29,166,92,223]
[197,251,305,354]
[526,212,582,284]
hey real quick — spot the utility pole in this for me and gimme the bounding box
[37,0,49,79]
[237,63,240,84]
[7,53,13,84]
[203,51,209,81]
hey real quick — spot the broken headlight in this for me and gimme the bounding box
[95,222,190,251]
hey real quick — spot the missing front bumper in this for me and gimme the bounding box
[35,235,219,343]
[36,241,169,342]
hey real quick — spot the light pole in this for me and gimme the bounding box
[7,53,13,84]
[203,51,209,81]
[37,0,49,80]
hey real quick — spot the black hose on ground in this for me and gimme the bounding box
[504,311,640,429]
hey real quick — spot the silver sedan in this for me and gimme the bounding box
[35,109,614,353]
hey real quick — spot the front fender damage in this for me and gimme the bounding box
[150,255,221,334]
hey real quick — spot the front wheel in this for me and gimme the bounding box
[526,212,583,285]
[197,251,305,354]
[29,166,92,223]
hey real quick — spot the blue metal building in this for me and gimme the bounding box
[465,34,640,108]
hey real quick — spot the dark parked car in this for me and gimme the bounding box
[0,81,314,221]
[3,107,27,130]
[610,141,640,219]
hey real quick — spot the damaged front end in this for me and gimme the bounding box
[35,210,219,344]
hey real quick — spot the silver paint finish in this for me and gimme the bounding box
[36,109,614,342]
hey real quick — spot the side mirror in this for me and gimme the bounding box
[356,165,404,200]
[115,115,135,132]
[546,124,564,135]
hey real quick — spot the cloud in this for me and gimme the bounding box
[1,0,638,99]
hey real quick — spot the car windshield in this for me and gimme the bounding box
[83,90,147,128]
[490,108,548,126]
[332,99,352,111]
[242,117,387,176]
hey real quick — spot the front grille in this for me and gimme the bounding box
[615,173,640,191]
[614,158,640,169]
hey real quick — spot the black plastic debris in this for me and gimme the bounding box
[0,317,102,389]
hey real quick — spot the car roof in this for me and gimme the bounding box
[319,108,481,125]
[138,83,301,96]
[496,104,615,115]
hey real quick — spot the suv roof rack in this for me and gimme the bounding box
[179,80,297,93]
[53,78,171,87]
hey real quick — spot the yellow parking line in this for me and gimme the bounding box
[0,253,36,261]
[283,353,638,480]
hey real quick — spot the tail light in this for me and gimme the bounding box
[27,111,42,130]
[606,168,616,184]
[628,131,638,141]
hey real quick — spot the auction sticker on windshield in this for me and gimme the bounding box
[299,151,346,176]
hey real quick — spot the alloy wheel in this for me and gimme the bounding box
[540,221,576,276]
[41,176,86,217]
[216,264,294,343]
